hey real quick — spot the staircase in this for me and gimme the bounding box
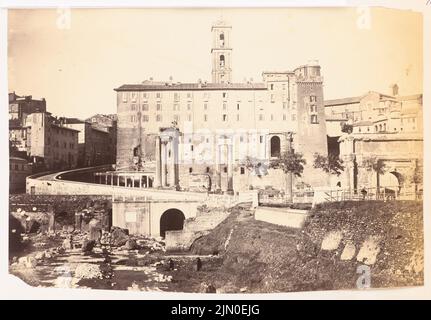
[165,206,238,251]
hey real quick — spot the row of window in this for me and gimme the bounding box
[47,137,74,149]
[184,135,275,145]
[123,91,235,102]
[124,91,308,103]
[129,113,300,123]
[47,126,75,137]
[187,166,247,174]
[10,163,27,171]
[357,124,416,133]
[53,153,74,162]
[128,101,299,112]
[401,117,416,124]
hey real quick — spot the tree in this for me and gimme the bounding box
[341,123,353,134]
[239,156,267,189]
[269,151,306,203]
[412,162,423,197]
[313,153,344,176]
[241,156,266,177]
[362,157,386,196]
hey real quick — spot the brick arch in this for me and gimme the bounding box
[159,208,185,238]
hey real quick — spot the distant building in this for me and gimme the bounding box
[86,113,117,129]
[9,93,47,154]
[9,92,46,126]
[9,157,32,193]
[25,113,79,170]
[324,90,423,191]
[113,20,328,194]
[324,91,423,138]
[62,117,115,167]
[86,114,117,164]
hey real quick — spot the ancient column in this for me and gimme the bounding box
[154,137,161,188]
[169,140,176,187]
[215,143,221,191]
[161,142,167,187]
[227,143,234,193]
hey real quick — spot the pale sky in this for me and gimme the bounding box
[8,7,422,119]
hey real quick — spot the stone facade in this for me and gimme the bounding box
[9,93,47,155]
[338,133,423,192]
[324,91,423,137]
[9,92,46,126]
[113,21,328,194]
[324,90,423,191]
[63,119,115,167]
[9,157,32,193]
[25,113,79,170]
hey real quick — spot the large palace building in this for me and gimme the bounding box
[113,20,328,194]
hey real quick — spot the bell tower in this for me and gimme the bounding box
[211,20,232,83]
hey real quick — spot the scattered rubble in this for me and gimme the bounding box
[82,239,96,253]
[124,239,138,250]
[74,263,113,280]
[111,227,129,247]
[199,282,216,293]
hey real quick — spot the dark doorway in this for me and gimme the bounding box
[160,209,185,238]
[270,136,281,157]
[327,135,340,157]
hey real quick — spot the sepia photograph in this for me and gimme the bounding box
[4,3,426,297]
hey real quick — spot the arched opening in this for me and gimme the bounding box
[219,33,225,46]
[270,136,281,157]
[160,209,185,238]
[220,55,225,67]
[380,170,404,196]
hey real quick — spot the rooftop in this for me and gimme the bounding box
[51,123,81,132]
[63,117,86,124]
[10,157,28,162]
[325,91,423,107]
[324,96,361,106]
[114,82,267,92]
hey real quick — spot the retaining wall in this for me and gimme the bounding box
[254,206,309,229]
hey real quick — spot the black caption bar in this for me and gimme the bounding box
[0,300,422,318]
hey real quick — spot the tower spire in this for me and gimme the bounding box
[211,19,232,83]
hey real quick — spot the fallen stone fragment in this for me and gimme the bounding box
[125,239,138,250]
[74,263,104,279]
[340,241,356,261]
[356,236,381,265]
[111,227,129,247]
[62,238,73,250]
[321,231,343,251]
[82,239,96,253]
[18,256,37,268]
[199,282,216,293]
[35,251,45,261]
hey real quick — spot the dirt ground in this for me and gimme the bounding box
[191,201,423,293]
[9,200,423,293]
[9,231,222,292]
